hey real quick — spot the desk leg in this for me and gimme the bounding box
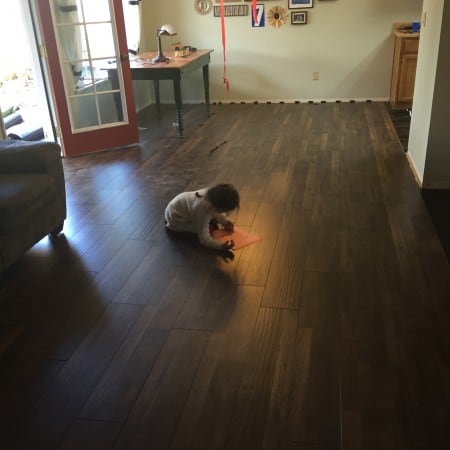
[173,79,183,138]
[202,64,210,115]
[153,80,161,113]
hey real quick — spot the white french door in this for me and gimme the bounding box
[35,0,138,156]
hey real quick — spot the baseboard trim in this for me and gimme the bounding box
[405,152,423,187]
[143,98,390,106]
[212,97,389,105]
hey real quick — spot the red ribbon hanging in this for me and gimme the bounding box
[219,0,257,91]
[252,0,257,25]
[220,0,230,92]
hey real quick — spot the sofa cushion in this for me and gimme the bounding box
[0,174,55,232]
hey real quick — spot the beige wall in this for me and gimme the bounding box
[407,0,442,185]
[138,0,422,103]
[421,0,450,188]
[408,0,449,188]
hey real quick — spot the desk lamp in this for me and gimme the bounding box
[152,24,177,64]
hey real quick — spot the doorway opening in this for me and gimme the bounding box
[0,1,55,142]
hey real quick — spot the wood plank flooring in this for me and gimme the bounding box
[1,102,450,450]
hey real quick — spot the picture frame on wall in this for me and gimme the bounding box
[288,0,313,9]
[213,5,249,16]
[291,11,307,24]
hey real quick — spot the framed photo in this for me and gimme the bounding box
[213,5,249,16]
[288,0,313,9]
[291,11,307,24]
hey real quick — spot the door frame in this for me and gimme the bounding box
[26,0,58,143]
[35,0,139,157]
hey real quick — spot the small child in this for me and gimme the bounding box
[164,183,240,251]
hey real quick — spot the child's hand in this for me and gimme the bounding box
[220,250,235,263]
[222,240,235,251]
[223,220,234,232]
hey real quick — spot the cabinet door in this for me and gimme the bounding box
[398,53,417,103]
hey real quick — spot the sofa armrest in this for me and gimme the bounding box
[0,140,62,175]
[0,140,67,226]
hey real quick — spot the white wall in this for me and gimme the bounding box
[408,0,449,188]
[421,1,450,188]
[407,0,442,185]
[138,0,422,103]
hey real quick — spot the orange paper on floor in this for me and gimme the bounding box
[211,226,260,249]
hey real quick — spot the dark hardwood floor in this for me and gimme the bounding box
[421,189,450,263]
[386,105,411,152]
[386,104,450,263]
[1,102,450,450]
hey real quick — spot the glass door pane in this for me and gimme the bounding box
[51,0,126,132]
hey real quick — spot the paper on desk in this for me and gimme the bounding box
[211,226,260,250]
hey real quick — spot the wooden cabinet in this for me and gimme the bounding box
[390,31,419,110]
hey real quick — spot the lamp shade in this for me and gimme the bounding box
[159,24,176,36]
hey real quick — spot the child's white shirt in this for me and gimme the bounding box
[164,189,229,250]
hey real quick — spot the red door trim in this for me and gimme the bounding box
[36,0,139,157]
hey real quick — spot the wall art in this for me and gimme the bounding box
[213,5,249,16]
[291,11,308,24]
[288,0,313,9]
[195,0,213,15]
[252,4,265,27]
[267,6,288,28]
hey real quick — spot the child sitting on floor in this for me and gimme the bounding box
[164,183,240,251]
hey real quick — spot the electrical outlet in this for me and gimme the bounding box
[313,71,319,81]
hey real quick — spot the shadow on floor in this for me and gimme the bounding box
[387,104,450,263]
[386,104,411,152]
[421,189,450,263]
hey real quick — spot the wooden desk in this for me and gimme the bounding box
[109,49,213,138]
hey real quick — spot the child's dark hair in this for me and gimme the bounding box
[206,183,240,212]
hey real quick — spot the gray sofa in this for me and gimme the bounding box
[0,139,66,272]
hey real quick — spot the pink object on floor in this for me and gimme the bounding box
[211,226,260,249]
